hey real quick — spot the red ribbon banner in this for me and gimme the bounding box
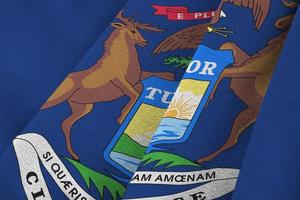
[152,5,215,21]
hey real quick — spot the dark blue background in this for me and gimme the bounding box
[0,0,221,199]
[0,0,298,199]
[0,0,126,154]
[232,7,300,200]
[124,1,298,199]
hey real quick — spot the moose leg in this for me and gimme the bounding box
[61,101,93,160]
[206,42,251,106]
[205,73,226,107]
[141,71,174,81]
[112,76,140,124]
[219,42,250,66]
[197,78,263,164]
[205,67,257,107]
[197,106,259,164]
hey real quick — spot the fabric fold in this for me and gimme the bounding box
[123,1,298,199]
[0,0,126,154]
[232,6,300,200]
[0,0,221,199]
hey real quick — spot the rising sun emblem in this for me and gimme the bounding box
[163,79,209,120]
[164,94,195,120]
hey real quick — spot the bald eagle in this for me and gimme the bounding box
[153,0,271,54]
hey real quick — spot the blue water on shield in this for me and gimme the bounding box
[151,117,189,143]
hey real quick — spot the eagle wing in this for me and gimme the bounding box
[225,0,271,29]
[153,24,208,54]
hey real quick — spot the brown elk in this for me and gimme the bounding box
[197,9,295,164]
[41,10,174,160]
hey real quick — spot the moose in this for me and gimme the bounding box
[197,2,296,164]
[41,10,174,160]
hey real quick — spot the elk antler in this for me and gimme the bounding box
[115,9,132,25]
[116,9,164,32]
[137,23,164,32]
[282,0,299,8]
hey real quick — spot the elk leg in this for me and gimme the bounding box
[41,77,77,109]
[134,81,143,93]
[141,71,174,81]
[61,101,93,160]
[112,76,140,124]
[197,106,258,164]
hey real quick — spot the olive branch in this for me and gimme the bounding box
[164,56,192,69]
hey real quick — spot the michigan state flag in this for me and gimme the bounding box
[0,0,221,199]
[0,0,300,200]
[123,0,299,200]
[0,0,126,155]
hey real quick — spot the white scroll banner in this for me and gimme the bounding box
[125,167,239,199]
[124,178,237,200]
[13,133,95,200]
[130,168,239,185]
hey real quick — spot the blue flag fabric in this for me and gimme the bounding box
[0,0,300,200]
[0,0,126,154]
[123,1,298,200]
[0,0,221,199]
[232,6,300,200]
